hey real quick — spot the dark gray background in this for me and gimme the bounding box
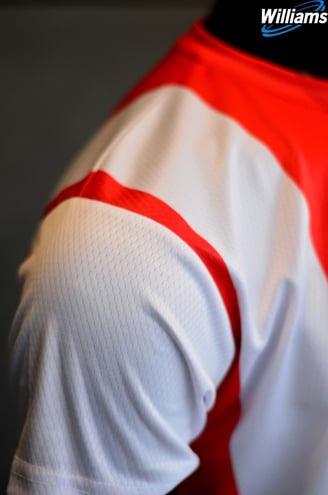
[0,3,212,491]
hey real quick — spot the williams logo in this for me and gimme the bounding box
[261,0,327,36]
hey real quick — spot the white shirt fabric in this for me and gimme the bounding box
[7,20,328,495]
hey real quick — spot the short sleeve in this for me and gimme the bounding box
[8,198,235,495]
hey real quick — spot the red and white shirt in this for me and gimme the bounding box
[8,20,328,495]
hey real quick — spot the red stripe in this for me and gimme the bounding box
[44,170,242,494]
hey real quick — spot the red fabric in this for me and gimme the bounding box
[114,20,328,280]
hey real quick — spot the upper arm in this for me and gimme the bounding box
[8,198,235,495]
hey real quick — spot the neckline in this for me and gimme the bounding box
[176,19,328,107]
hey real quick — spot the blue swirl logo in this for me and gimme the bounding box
[261,0,326,37]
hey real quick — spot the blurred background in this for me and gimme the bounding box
[0,0,211,490]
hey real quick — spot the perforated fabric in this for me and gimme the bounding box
[9,199,234,494]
